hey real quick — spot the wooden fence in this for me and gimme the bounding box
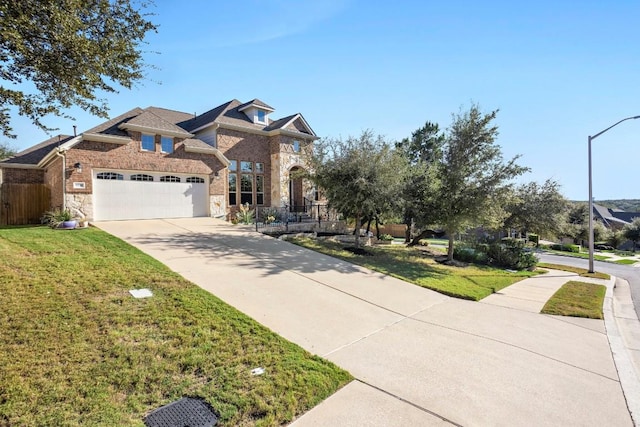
[376,223,408,238]
[0,183,50,225]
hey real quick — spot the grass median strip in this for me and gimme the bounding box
[540,281,606,319]
[537,262,610,280]
[287,237,536,301]
[0,227,351,426]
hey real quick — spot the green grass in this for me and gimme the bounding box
[544,249,610,261]
[614,259,638,265]
[541,281,606,319]
[537,263,610,280]
[0,227,351,426]
[288,237,537,301]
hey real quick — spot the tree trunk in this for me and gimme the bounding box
[447,233,455,261]
[354,215,362,248]
[375,216,381,240]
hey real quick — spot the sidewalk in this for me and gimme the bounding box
[97,218,637,426]
[481,268,640,426]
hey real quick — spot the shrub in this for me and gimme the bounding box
[259,207,281,223]
[550,243,580,253]
[455,240,537,270]
[486,240,537,270]
[453,244,488,265]
[41,208,74,229]
[379,233,394,241]
[528,234,539,246]
[235,203,255,224]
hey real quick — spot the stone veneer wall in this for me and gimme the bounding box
[271,135,314,207]
[66,193,93,220]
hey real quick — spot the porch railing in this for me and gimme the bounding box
[254,204,341,233]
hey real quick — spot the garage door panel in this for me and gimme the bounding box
[93,172,208,221]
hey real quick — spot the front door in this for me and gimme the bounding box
[289,167,304,212]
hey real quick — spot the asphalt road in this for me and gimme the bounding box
[538,253,640,319]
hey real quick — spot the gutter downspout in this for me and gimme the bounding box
[55,148,67,211]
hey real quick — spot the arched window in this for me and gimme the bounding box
[186,176,205,183]
[96,172,124,180]
[160,176,181,183]
[131,174,154,182]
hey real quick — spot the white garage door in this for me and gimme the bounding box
[93,170,208,221]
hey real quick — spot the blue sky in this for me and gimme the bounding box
[5,0,640,201]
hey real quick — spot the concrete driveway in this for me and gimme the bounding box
[97,218,632,426]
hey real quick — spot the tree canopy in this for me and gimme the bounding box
[503,179,568,239]
[0,142,16,159]
[308,130,405,247]
[0,0,157,138]
[623,217,640,251]
[429,105,529,260]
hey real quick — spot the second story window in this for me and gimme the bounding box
[141,134,155,151]
[257,110,266,124]
[292,140,301,153]
[161,136,174,154]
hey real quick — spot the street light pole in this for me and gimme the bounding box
[588,115,640,273]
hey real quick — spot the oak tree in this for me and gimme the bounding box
[0,0,157,138]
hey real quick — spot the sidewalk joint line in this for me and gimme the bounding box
[354,380,463,426]
[405,316,621,382]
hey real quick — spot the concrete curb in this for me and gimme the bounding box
[604,275,640,426]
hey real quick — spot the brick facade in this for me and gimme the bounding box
[1,100,317,221]
[64,137,226,195]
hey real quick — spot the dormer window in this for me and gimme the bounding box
[238,99,274,125]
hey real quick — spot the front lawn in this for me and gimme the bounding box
[0,227,351,426]
[541,281,606,319]
[288,237,536,301]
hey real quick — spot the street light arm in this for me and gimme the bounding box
[588,114,640,273]
[590,115,640,140]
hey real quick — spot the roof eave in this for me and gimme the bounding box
[0,162,42,169]
[118,123,194,138]
[184,145,231,167]
[37,135,83,167]
[82,133,130,144]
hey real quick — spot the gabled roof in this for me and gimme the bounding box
[85,108,143,137]
[593,203,640,226]
[179,99,317,138]
[118,110,193,138]
[1,134,74,165]
[264,113,316,136]
[145,106,194,124]
[179,100,238,133]
[237,98,275,112]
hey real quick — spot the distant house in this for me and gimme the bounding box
[592,203,640,230]
[0,99,319,222]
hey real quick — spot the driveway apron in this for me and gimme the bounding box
[97,218,633,427]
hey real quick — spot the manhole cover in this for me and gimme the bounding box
[144,397,218,427]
